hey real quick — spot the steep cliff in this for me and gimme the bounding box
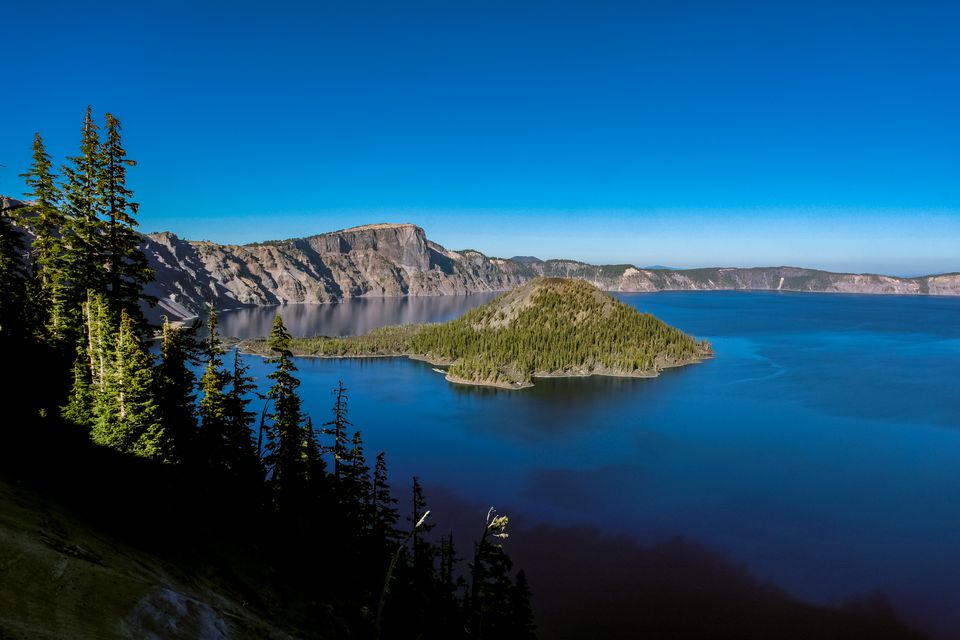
[140,223,960,321]
[142,223,534,320]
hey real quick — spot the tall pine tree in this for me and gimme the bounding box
[509,569,537,640]
[60,107,106,338]
[99,112,153,322]
[155,317,201,463]
[264,313,306,504]
[321,380,351,483]
[436,532,468,639]
[198,305,230,464]
[410,476,437,576]
[221,348,262,481]
[20,132,67,342]
[302,416,327,499]
[340,430,372,534]
[469,508,513,639]
[371,452,400,550]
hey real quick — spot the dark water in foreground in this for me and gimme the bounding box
[222,292,960,638]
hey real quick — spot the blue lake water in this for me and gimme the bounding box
[222,291,960,638]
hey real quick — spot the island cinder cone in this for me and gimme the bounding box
[243,277,713,389]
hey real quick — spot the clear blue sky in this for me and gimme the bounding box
[2,0,958,275]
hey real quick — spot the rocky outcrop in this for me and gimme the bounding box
[140,222,960,321]
[0,196,26,213]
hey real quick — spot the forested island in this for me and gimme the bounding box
[242,278,713,389]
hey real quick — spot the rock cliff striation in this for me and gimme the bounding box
[139,222,960,321]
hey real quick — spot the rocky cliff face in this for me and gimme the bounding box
[140,223,960,321]
[1,196,26,214]
[141,224,533,320]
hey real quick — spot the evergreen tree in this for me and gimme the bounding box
[0,198,37,423]
[225,349,256,436]
[509,569,537,640]
[264,313,306,501]
[99,112,153,321]
[340,430,372,532]
[471,543,516,638]
[408,475,439,630]
[321,380,351,483]
[384,477,444,639]
[371,452,400,549]
[60,107,106,337]
[62,341,95,430]
[302,416,326,496]
[91,308,163,457]
[119,311,165,458]
[155,317,201,463]
[82,292,114,398]
[198,305,231,465]
[374,500,433,640]
[221,348,262,481]
[436,532,468,637]
[469,508,513,639]
[410,476,437,573]
[0,199,30,344]
[20,132,68,341]
[439,532,459,596]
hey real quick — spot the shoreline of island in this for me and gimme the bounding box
[237,344,712,390]
[236,278,714,390]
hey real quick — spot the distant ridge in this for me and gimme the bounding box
[303,221,419,238]
[138,222,960,322]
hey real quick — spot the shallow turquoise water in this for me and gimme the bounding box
[224,291,960,636]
